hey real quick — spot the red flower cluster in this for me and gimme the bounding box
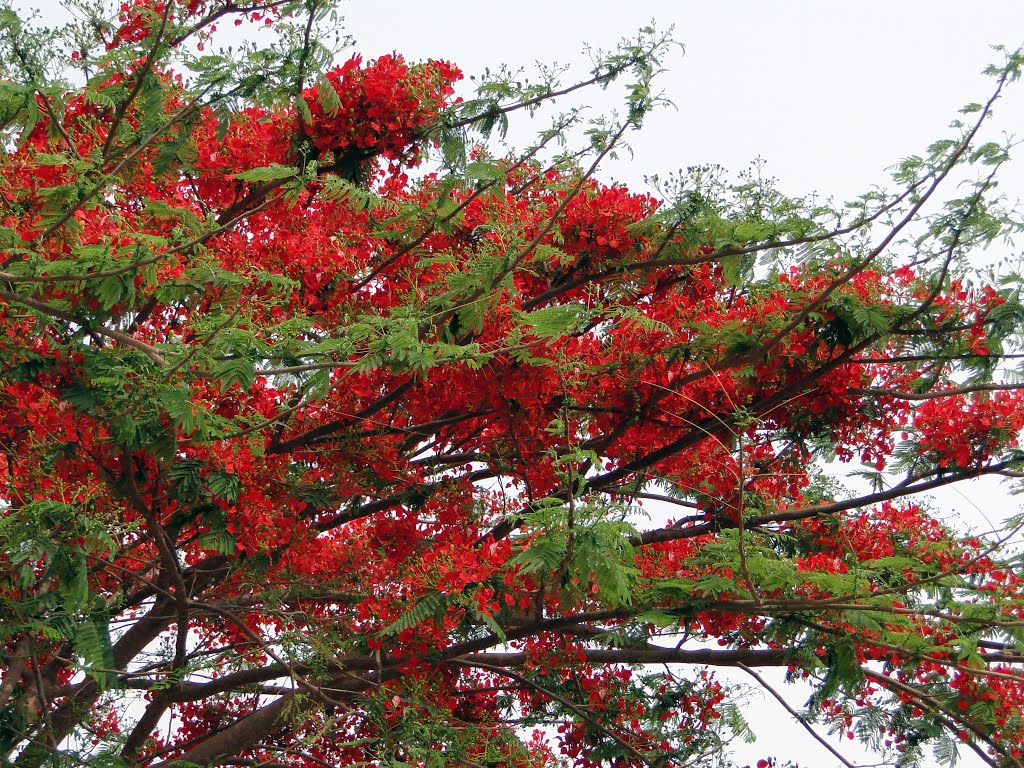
[913,390,1024,469]
[304,54,462,164]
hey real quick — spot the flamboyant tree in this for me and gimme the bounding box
[1,1,1024,767]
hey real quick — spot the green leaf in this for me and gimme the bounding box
[233,163,299,182]
[509,534,567,575]
[73,617,115,688]
[55,550,89,608]
[522,303,588,338]
[33,152,71,166]
[209,356,257,391]
[163,388,197,433]
[197,529,237,555]
[634,610,678,628]
[378,592,447,637]
[812,636,865,707]
[315,73,342,116]
[472,604,507,642]
[207,470,240,502]
[464,160,505,182]
[168,459,204,502]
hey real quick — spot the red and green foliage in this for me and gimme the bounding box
[1,2,1024,767]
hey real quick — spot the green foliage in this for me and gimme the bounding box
[378,591,448,638]
[511,498,640,607]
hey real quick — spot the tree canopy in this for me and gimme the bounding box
[2,1,1024,767]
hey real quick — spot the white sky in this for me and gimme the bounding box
[342,1,1024,201]
[334,3,1024,767]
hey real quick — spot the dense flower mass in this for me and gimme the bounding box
[305,54,462,163]
[1,3,1024,768]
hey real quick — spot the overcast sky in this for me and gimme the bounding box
[334,4,1024,766]
[342,1,1024,201]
